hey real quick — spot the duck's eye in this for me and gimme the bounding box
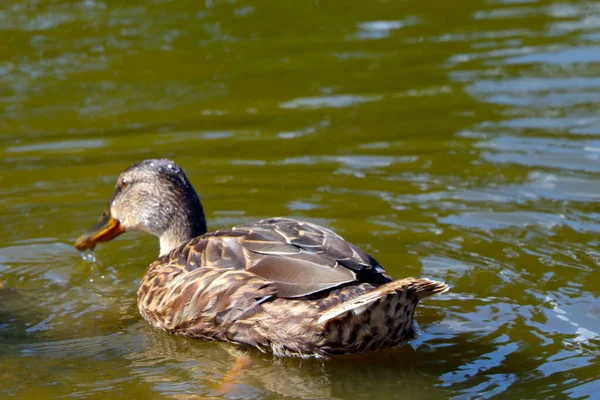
[120,178,129,189]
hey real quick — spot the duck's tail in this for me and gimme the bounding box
[317,278,448,355]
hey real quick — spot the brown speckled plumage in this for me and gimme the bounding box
[75,159,448,358]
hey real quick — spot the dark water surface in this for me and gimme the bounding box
[1,0,599,398]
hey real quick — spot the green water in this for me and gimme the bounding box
[1,0,599,398]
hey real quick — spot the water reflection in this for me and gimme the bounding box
[124,324,498,399]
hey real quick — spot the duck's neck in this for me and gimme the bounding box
[158,196,207,256]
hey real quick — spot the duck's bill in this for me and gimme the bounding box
[74,211,125,251]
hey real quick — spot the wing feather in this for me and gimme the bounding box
[246,253,356,297]
[200,218,393,296]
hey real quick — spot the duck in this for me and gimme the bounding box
[75,159,448,358]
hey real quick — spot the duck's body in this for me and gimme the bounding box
[75,159,447,358]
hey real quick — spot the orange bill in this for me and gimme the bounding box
[75,211,125,251]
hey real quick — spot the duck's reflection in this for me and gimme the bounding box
[124,319,502,400]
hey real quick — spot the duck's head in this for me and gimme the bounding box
[75,159,207,256]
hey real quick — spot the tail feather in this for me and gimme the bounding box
[318,277,448,325]
[411,278,450,299]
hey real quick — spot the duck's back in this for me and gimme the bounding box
[136,218,445,357]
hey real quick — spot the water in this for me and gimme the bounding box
[1,0,599,398]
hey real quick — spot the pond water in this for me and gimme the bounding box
[1,0,599,398]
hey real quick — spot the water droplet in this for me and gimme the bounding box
[150,162,155,167]
[79,250,97,263]
[168,164,173,169]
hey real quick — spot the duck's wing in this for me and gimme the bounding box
[139,218,393,338]
[178,217,391,298]
[255,218,390,279]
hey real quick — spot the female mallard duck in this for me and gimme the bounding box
[75,159,448,358]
